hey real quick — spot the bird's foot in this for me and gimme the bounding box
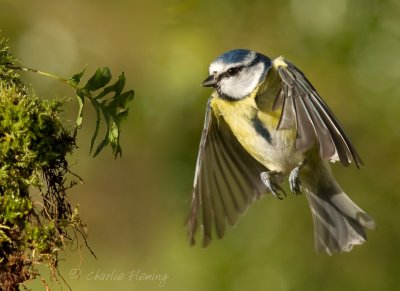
[289,164,303,195]
[260,171,286,200]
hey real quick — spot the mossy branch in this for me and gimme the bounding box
[0,35,134,290]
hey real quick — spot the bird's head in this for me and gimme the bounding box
[202,49,271,100]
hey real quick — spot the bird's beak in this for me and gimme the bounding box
[202,75,217,87]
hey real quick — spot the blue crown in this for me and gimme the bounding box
[215,49,254,64]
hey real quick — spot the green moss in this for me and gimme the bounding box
[0,82,72,191]
[0,37,24,90]
[0,37,86,289]
[0,196,32,224]
[0,32,132,288]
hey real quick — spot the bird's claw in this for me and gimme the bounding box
[260,171,287,200]
[289,165,302,195]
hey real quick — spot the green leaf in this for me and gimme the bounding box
[66,66,133,158]
[92,105,111,157]
[93,135,109,157]
[84,67,112,91]
[94,72,126,100]
[108,90,134,110]
[89,99,102,155]
[109,122,121,157]
[67,66,86,87]
[74,89,86,131]
[115,109,130,123]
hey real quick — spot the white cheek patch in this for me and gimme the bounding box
[219,62,266,100]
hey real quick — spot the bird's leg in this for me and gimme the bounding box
[289,162,304,195]
[260,171,286,200]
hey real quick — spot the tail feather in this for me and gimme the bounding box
[302,165,375,255]
[305,189,375,255]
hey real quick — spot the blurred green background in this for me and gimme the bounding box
[1,0,400,290]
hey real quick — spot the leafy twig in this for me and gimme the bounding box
[4,63,134,158]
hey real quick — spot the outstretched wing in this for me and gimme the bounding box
[270,57,362,167]
[188,99,268,247]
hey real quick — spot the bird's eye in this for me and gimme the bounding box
[227,67,241,76]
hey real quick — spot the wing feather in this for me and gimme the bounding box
[302,96,336,159]
[272,58,362,167]
[277,86,296,130]
[188,99,268,246]
[209,131,244,222]
[293,88,316,151]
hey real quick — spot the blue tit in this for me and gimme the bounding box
[188,49,375,255]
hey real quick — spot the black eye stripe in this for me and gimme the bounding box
[222,66,244,78]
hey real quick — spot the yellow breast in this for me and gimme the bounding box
[210,92,303,173]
